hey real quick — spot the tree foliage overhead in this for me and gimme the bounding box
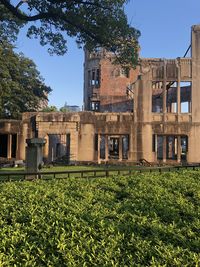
[0,0,140,67]
[0,42,52,119]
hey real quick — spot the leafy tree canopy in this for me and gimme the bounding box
[0,0,140,67]
[42,105,58,112]
[0,41,52,119]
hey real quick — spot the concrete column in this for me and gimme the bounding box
[119,136,123,161]
[43,135,49,160]
[177,136,181,163]
[18,123,28,160]
[163,136,166,162]
[7,134,12,159]
[191,25,200,122]
[97,134,101,164]
[189,101,192,113]
[177,62,181,114]
[163,62,167,114]
[105,135,109,161]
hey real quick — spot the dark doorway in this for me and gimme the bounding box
[56,143,61,158]
[11,134,17,158]
[181,136,188,160]
[100,135,105,159]
[166,136,177,160]
[66,133,70,161]
[122,135,129,159]
[109,137,119,159]
[0,134,8,158]
[157,136,163,160]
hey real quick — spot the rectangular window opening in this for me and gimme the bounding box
[152,81,163,113]
[166,81,177,113]
[96,69,100,87]
[180,81,191,113]
[91,101,100,111]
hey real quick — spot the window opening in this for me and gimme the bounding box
[180,82,191,113]
[91,101,100,111]
[96,69,100,86]
[152,81,163,113]
[166,82,177,113]
[91,70,95,85]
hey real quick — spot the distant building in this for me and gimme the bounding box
[66,105,80,112]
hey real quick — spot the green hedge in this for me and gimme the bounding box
[0,171,199,266]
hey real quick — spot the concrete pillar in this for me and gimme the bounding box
[17,123,28,160]
[191,25,200,122]
[43,135,49,161]
[177,136,181,163]
[163,62,167,114]
[7,134,12,159]
[163,136,166,162]
[177,63,181,114]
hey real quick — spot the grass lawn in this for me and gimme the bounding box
[0,170,199,266]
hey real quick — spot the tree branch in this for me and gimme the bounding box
[0,0,104,44]
[15,0,27,10]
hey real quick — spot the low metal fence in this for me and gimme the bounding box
[0,165,199,182]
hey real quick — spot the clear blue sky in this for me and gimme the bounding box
[15,0,200,109]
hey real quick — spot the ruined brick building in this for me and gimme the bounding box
[0,25,200,164]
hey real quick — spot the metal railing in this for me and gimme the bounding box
[0,165,199,182]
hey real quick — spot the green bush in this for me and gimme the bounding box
[0,171,199,266]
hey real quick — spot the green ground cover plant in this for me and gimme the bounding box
[0,171,199,266]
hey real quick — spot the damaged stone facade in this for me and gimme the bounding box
[83,49,139,112]
[1,25,200,164]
